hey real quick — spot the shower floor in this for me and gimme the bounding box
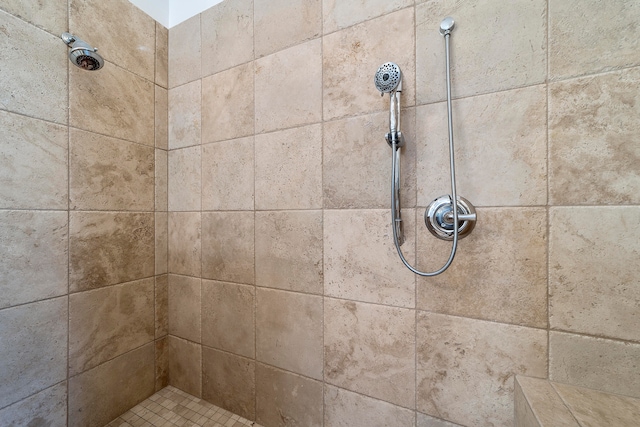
[105,386,262,427]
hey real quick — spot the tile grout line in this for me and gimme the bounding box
[199,9,204,402]
[252,0,258,421]
[320,2,326,423]
[412,4,419,424]
[65,1,71,423]
[153,19,159,398]
[545,0,552,382]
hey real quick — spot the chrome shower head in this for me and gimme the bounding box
[61,32,104,71]
[374,62,402,94]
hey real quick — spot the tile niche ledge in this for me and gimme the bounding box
[515,376,640,427]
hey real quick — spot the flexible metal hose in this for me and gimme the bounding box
[391,31,459,277]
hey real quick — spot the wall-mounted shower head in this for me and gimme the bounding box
[61,32,104,71]
[374,62,402,94]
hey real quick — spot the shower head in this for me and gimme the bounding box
[374,62,402,94]
[61,32,104,71]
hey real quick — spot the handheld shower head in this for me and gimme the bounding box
[375,62,404,141]
[374,62,402,94]
[61,32,104,71]
[376,62,406,245]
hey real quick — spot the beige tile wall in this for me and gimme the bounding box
[3,0,638,426]
[0,0,167,425]
[166,0,640,426]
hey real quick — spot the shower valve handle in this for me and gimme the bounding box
[443,211,477,223]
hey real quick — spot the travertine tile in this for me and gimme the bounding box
[168,14,200,88]
[255,211,323,294]
[69,129,154,211]
[70,62,154,146]
[168,146,201,211]
[550,207,640,342]
[257,364,323,427]
[155,274,168,338]
[155,212,168,275]
[0,0,66,34]
[416,0,546,103]
[69,278,155,375]
[255,40,322,133]
[417,208,548,328]
[515,378,544,427]
[416,85,547,207]
[155,337,168,391]
[69,343,155,427]
[325,299,415,408]
[168,274,201,343]
[202,212,254,284]
[323,8,415,121]
[0,298,67,409]
[202,347,255,420]
[550,331,640,399]
[156,23,169,88]
[324,209,416,308]
[553,381,640,427]
[324,385,415,427]
[202,280,255,358]
[255,124,322,209]
[155,85,168,149]
[69,212,155,292]
[417,413,465,427]
[202,62,254,143]
[155,148,168,211]
[169,79,201,149]
[168,336,202,398]
[514,376,578,427]
[202,137,254,211]
[0,110,68,209]
[550,68,640,205]
[0,12,67,123]
[201,0,253,76]
[323,0,413,33]
[0,382,67,427]
[256,289,323,379]
[550,0,640,80]
[323,109,416,209]
[168,212,201,276]
[70,0,155,80]
[255,0,321,58]
[416,312,547,427]
[0,211,67,309]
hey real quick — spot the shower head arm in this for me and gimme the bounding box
[61,32,76,46]
[62,33,97,52]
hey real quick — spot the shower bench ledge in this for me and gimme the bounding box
[515,375,640,427]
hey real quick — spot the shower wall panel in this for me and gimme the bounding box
[0,0,169,424]
[166,0,640,426]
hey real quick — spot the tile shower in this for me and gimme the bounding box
[0,1,639,427]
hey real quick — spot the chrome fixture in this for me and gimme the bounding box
[425,195,476,240]
[61,32,104,71]
[374,61,405,245]
[377,17,476,277]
